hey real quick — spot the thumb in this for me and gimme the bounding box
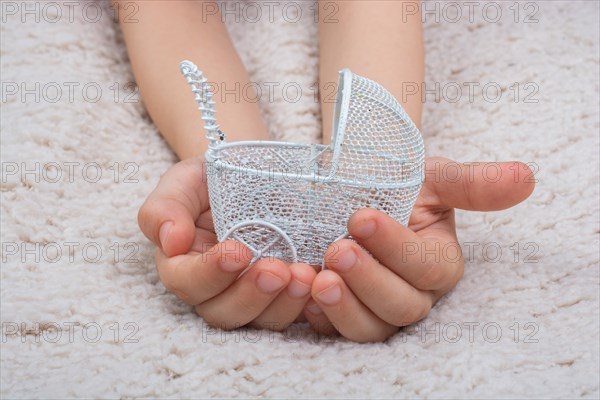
[426,157,536,211]
[137,157,210,257]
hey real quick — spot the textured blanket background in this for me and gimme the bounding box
[1,0,599,398]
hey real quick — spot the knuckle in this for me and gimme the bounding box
[161,276,185,301]
[429,258,465,293]
[388,292,430,326]
[195,306,225,329]
[390,308,420,327]
[173,291,196,305]
[452,259,465,286]
[232,294,261,319]
[358,275,382,300]
[388,308,417,327]
[157,257,195,304]
[415,262,448,290]
[199,277,222,298]
[337,314,396,343]
[157,262,178,293]
[195,306,243,331]
[161,277,177,294]
[354,326,398,343]
[461,167,474,209]
[137,199,155,232]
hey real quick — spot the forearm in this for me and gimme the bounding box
[114,0,268,159]
[319,0,424,141]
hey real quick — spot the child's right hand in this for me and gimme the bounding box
[138,157,316,331]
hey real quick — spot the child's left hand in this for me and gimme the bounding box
[303,157,535,342]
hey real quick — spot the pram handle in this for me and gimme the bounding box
[180,60,225,151]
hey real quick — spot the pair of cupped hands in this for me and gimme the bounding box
[138,156,534,342]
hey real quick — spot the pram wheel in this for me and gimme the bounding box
[221,220,299,265]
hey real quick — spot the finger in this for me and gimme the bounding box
[251,263,317,331]
[348,209,464,291]
[310,270,398,343]
[325,239,436,326]
[195,258,291,330]
[138,157,210,256]
[425,157,535,211]
[156,240,252,305]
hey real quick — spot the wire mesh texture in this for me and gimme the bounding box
[180,61,425,266]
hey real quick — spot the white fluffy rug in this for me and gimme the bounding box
[1,1,599,398]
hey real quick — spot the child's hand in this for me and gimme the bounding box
[303,157,536,342]
[138,157,316,331]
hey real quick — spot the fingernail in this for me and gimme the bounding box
[257,271,286,294]
[159,221,173,248]
[287,279,311,298]
[330,248,356,272]
[305,302,323,315]
[219,256,246,272]
[352,218,376,239]
[316,284,342,305]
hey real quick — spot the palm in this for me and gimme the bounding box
[409,175,459,250]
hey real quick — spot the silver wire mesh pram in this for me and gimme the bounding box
[180,61,425,266]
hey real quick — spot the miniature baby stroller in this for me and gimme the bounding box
[180,61,424,266]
